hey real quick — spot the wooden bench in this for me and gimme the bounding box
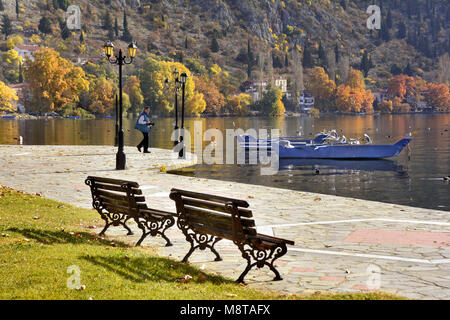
[169,189,295,283]
[85,176,175,247]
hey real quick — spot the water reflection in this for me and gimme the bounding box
[279,159,404,173]
[0,114,449,211]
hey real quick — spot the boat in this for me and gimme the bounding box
[238,131,412,160]
[2,115,16,119]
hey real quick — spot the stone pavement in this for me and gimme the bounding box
[0,145,449,300]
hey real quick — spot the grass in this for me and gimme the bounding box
[0,186,404,300]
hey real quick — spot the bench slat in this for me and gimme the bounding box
[182,198,253,218]
[184,206,256,228]
[96,189,146,204]
[172,189,249,208]
[88,176,139,188]
[94,182,142,195]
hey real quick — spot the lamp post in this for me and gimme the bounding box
[104,41,137,170]
[179,72,188,158]
[166,70,181,147]
[114,94,118,147]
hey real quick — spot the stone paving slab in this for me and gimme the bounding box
[0,145,449,300]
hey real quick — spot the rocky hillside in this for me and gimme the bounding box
[1,0,449,89]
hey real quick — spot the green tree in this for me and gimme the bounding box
[122,11,132,42]
[38,16,52,35]
[1,15,12,40]
[258,84,285,116]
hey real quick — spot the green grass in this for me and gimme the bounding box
[0,187,404,300]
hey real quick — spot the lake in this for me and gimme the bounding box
[0,114,449,211]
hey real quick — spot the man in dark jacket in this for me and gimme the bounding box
[135,107,153,153]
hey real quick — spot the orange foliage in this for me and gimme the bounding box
[335,69,375,113]
[307,67,336,111]
[193,76,225,115]
[387,75,416,100]
[425,83,450,111]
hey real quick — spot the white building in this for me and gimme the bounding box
[13,45,40,61]
[298,92,315,112]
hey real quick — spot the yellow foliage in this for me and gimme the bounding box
[2,49,23,66]
[0,81,19,112]
[23,48,89,113]
[6,36,23,49]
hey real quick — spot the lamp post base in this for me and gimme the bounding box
[116,151,126,170]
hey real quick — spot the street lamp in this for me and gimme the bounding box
[179,72,188,158]
[104,40,137,170]
[166,70,181,147]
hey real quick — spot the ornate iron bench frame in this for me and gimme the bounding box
[85,176,175,247]
[170,188,295,283]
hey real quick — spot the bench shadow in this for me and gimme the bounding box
[81,255,232,285]
[7,227,128,247]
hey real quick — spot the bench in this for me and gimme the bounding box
[85,176,175,247]
[169,189,295,283]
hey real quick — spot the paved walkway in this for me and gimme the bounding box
[0,145,449,300]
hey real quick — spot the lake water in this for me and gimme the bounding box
[0,114,449,211]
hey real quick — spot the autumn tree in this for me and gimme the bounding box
[0,81,18,112]
[306,67,336,111]
[23,48,89,113]
[257,84,285,116]
[335,69,375,113]
[378,100,394,113]
[227,93,252,116]
[387,75,416,101]
[194,76,225,115]
[124,75,144,114]
[87,77,116,115]
[1,14,12,40]
[425,83,450,111]
[138,57,206,116]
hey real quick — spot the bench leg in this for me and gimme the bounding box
[236,244,287,284]
[182,234,223,263]
[98,212,133,236]
[135,217,175,247]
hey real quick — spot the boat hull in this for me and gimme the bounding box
[277,138,412,159]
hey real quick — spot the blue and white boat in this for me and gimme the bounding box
[238,131,412,160]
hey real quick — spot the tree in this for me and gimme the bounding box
[302,44,314,68]
[38,16,52,35]
[246,39,256,78]
[124,75,143,114]
[87,77,116,115]
[15,0,19,19]
[138,57,205,116]
[378,100,394,113]
[227,94,252,116]
[23,48,89,113]
[194,76,225,115]
[211,37,219,53]
[122,11,132,42]
[307,67,336,111]
[425,83,450,111]
[387,75,416,100]
[114,16,119,38]
[360,50,373,77]
[0,81,18,112]
[258,84,285,116]
[1,14,12,40]
[335,69,375,113]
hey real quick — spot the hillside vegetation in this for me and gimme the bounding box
[0,0,448,115]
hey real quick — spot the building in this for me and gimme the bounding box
[372,88,388,103]
[13,45,40,61]
[240,80,268,102]
[298,92,315,112]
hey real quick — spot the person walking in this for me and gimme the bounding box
[135,107,153,154]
